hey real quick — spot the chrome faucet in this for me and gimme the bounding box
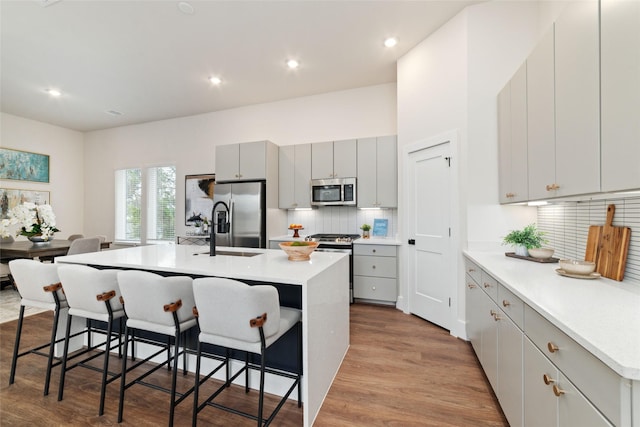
[210,201,230,256]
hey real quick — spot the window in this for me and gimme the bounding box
[115,165,175,244]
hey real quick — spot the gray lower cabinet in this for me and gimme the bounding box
[524,337,612,427]
[464,258,628,426]
[353,244,397,303]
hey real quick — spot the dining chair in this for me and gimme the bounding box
[1,236,16,289]
[8,259,66,395]
[116,270,198,426]
[191,277,302,427]
[67,234,84,241]
[67,237,101,255]
[57,264,125,416]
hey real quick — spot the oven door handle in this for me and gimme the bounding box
[315,247,352,254]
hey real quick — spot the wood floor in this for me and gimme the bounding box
[0,303,507,426]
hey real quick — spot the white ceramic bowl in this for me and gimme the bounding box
[528,247,555,259]
[279,241,319,261]
[559,259,596,275]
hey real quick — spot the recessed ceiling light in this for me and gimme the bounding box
[286,59,299,69]
[384,37,398,48]
[178,2,194,15]
[209,76,222,85]
[46,88,61,97]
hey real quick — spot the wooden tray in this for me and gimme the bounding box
[505,252,559,263]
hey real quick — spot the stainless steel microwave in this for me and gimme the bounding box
[311,177,357,206]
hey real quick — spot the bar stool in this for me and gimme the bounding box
[56,264,125,416]
[116,270,197,426]
[191,277,302,427]
[8,259,65,396]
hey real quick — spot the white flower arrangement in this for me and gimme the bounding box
[1,202,60,240]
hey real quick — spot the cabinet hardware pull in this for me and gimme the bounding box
[372,249,376,253]
[553,385,565,397]
[372,265,376,269]
[490,309,497,318]
[468,268,476,272]
[506,192,515,198]
[467,283,477,289]
[493,313,501,321]
[547,342,559,353]
[502,300,510,307]
[543,374,555,385]
[546,183,560,191]
[372,286,376,291]
[483,282,491,288]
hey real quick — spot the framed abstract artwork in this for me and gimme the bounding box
[0,148,50,183]
[185,174,215,225]
[0,188,51,219]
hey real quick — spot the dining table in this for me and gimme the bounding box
[0,239,111,260]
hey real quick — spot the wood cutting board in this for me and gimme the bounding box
[584,204,631,281]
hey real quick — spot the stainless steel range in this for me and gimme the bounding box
[305,233,360,303]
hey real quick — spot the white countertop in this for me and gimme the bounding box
[56,244,348,285]
[353,237,401,246]
[270,235,402,245]
[465,251,640,380]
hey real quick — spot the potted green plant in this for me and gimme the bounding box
[360,224,371,239]
[502,223,548,257]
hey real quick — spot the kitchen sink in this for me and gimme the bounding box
[195,250,261,257]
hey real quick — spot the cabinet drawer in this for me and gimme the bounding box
[353,276,397,301]
[481,270,499,302]
[524,305,623,426]
[353,255,396,278]
[498,284,524,330]
[353,244,396,257]
[465,259,482,284]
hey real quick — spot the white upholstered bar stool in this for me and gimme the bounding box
[8,259,66,396]
[116,270,197,427]
[191,277,302,427]
[56,264,125,416]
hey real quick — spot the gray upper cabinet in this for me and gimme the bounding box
[527,26,556,201]
[498,63,528,204]
[357,135,397,208]
[554,0,600,197]
[601,0,640,192]
[216,140,273,182]
[279,144,311,209]
[311,139,357,180]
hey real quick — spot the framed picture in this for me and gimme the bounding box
[185,174,215,225]
[0,148,50,183]
[373,218,388,237]
[0,188,51,219]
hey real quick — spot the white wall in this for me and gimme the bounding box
[83,83,397,240]
[396,1,561,337]
[0,113,85,240]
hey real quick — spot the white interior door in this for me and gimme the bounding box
[407,141,451,330]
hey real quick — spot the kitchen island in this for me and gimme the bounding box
[55,244,350,427]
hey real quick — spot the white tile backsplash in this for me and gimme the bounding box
[286,207,398,238]
[538,197,640,286]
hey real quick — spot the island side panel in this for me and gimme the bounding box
[304,254,350,426]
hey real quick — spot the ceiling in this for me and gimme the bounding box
[1,0,478,132]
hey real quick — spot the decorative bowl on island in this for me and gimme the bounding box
[528,247,555,259]
[279,241,319,261]
[558,259,596,275]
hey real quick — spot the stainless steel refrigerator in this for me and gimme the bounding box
[212,180,266,248]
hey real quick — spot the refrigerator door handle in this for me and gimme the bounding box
[228,199,234,247]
